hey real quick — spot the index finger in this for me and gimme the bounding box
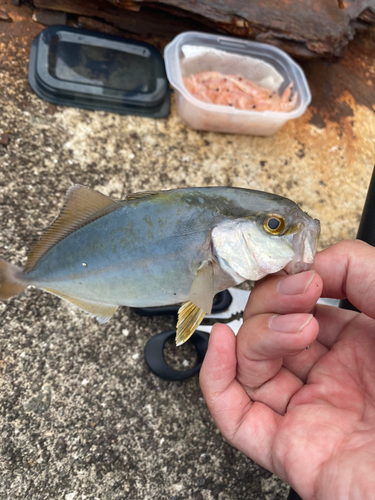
[313,240,375,319]
[199,323,281,472]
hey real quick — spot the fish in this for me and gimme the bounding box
[183,72,298,112]
[0,185,320,345]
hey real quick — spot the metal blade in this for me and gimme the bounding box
[206,288,250,320]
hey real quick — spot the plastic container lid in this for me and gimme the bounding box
[28,26,170,118]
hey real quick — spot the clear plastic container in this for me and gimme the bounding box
[164,32,311,136]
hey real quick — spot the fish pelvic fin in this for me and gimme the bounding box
[176,301,206,347]
[25,185,119,274]
[0,259,27,300]
[175,260,214,346]
[44,288,117,324]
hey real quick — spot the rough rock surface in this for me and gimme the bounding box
[0,1,375,499]
[33,0,375,58]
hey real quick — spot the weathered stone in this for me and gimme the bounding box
[0,10,12,22]
[54,436,67,458]
[25,386,51,414]
[32,0,375,58]
[75,15,123,36]
[0,133,10,146]
[34,0,210,40]
[32,7,67,25]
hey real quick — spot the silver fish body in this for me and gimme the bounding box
[1,186,320,344]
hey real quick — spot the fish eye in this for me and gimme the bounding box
[267,218,280,230]
[263,215,285,235]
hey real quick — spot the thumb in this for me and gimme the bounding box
[314,240,375,319]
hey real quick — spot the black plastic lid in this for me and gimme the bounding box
[28,26,170,118]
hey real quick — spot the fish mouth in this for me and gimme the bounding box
[284,218,320,274]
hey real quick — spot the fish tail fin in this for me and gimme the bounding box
[0,259,26,300]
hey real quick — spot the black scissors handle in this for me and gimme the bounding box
[143,329,209,381]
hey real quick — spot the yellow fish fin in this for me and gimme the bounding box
[175,260,214,346]
[25,185,118,273]
[44,288,117,324]
[176,301,206,347]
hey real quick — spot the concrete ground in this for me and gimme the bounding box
[0,2,375,499]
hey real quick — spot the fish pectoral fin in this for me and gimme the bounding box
[175,260,214,346]
[44,288,117,324]
[176,301,206,346]
[188,260,214,314]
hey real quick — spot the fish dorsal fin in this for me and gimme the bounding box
[44,287,117,324]
[126,190,160,200]
[25,185,118,273]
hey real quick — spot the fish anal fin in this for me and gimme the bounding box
[188,260,214,314]
[25,185,118,273]
[44,287,117,324]
[126,190,160,200]
[176,301,206,346]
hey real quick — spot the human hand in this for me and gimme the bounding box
[200,240,375,500]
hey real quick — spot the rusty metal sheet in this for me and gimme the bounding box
[302,29,375,129]
[33,0,375,58]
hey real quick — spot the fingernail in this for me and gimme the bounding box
[276,270,315,295]
[269,314,313,334]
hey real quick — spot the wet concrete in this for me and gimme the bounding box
[0,1,375,499]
